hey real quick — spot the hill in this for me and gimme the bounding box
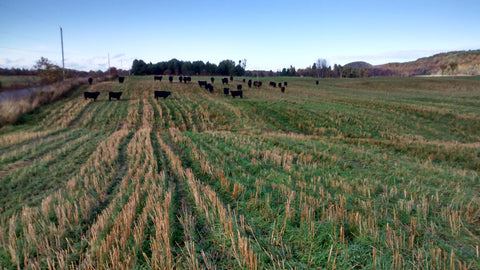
[371,49,480,76]
[344,61,373,69]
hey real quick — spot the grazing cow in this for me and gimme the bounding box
[278,82,282,87]
[281,87,285,93]
[253,81,262,88]
[154,90,171,99]
[84,91,100,101]
[198,80,207,87]
[316,80,319,85]
[237,84,242,90]
[248,80,252,88]
[154,76,163,81]
[88,77,93,85]
[184,76,191,83]
[242,78,246,83]
[109,91,122,101]
[269,81,277,87]
[230,76,233,81]
[223,88,229,96]
[179,76,183,83]
[118,77,125,83]
[206,83,214,93]
[222,78,229,84]
[169,76,173,83]
[284,81,288,86]
[211,77,215,84]
[230,90,243,98]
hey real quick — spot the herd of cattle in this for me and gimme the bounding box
[83,75,294,101]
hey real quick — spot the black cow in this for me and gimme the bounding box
[269,82,276,87]
[169,76,173,83]
[179,76,183,83]
[316,80,319,85]
[223,88,229,96]
[237,84,242,90]
[198,80,207,87]
[278,82,282,87]
[211,77,215,84]
[109,91,122,101]
[230,76,233,82]
[118,77,125,83]
[206,83,214,93]
[84,91,100,101]
[222,78,229,84]
[284,81,288,86]
[248,80,252,88]
[154,91,171,99]
[254,81,262,88]
[281,87,285,93]
[88,77,93,85]
[230,90,243,98]
[184,76,191,83]
[154,76,163,81]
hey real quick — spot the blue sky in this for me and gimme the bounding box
[1,0,479,71]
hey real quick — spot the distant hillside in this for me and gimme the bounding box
[344,61,373,69]
[370,50,480,76]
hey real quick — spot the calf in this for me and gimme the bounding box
[222,78,229,84]
[223,88,229,96]
[230,90,243,98]
[118,77,125,83]
[109,91,122,101]
[84,91,100,101]
[206,83,214,93]
[154,90,171,99]
[154,76,163,81]
[237,84,242,90]
[88,77,93,85]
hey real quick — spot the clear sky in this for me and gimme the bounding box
[1,0,479,71]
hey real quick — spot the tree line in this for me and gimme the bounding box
[131,59,246,76]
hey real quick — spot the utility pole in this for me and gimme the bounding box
[60,26,65,80]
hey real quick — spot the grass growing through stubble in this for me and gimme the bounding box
[0,75,479,269]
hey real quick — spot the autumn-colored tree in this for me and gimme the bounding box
[439,63,448,75]
[34,57,63,84]
[449,62,458,75]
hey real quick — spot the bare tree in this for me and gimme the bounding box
[316,58,327,78]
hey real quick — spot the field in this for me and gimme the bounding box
[0,75,479,269]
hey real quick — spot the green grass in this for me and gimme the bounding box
[0,75,479,269]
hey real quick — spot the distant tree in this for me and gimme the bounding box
[316,58,327,77]
[217,60,236,75]
[34,57,63,84]
[439,63,448,75]
[449,62,458,75]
